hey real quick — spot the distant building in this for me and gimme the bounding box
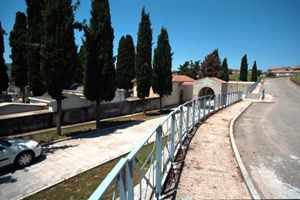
[132,74,195,106]
[268,66,300,77]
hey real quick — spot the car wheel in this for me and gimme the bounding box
[15,151,34,167]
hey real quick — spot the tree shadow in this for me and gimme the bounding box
[0,174,17,184]
[43,144,78,155]
[146,109,172,117]
[70,120,144,140]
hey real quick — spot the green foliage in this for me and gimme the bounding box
[177,60,200,79]
[9,12,28,88]
[136,8,153,99]
[116,35,135,90]
[41,0,75,99]
[152,28,172,98]
[201,49,223,79]
[221,58,229,82]
[239,54,248,81]
[0,22,9,92]
[26,0,45,96]
[83,0,115,102]
[251,61,258,82]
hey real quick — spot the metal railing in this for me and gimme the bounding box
[89,92,243,200]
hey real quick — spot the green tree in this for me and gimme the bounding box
[26,0,45,96]
[116,35,135,91]
[41,0,77,135]
[152,28,172,111]
[0,22,9,93]
[221,58,229,82]
[251,61,258,82]
[9,12,28,102]
[177,60,200,79]
[136,8,153,115]
[201,49,223,79]
[239,54,248,81]
[83,0,116,128]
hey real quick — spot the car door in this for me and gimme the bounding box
[0,144,11,167]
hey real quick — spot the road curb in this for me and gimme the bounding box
[229,102,261,200]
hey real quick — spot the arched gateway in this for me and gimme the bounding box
[193,77,227,98]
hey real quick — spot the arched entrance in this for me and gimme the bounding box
[198,87,215,97]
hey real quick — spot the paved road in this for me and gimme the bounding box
[0,116,165,200]
[235,78,300,199]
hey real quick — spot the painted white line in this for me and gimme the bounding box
[229,102,261,200]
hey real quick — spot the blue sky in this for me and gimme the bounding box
[0,0,300,71]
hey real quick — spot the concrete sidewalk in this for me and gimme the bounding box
[0,116,166,200]
[176,100,252,199]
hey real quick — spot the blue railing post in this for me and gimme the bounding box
[208,96,211,114]
[203,96,206,117]
[179,106,183,146]
[198,98,201,121]
[170,113,175,163]
[213,95,216,112]
[186,103,190,132]
[192,99,196,126]
[117,167,126,200]
[155,125,163,199]
[126,160,134,200]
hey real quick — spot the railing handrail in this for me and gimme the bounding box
[89,91,243,200]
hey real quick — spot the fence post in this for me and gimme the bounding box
[179,106,183,146]
[170,113,175,163]
[155,125,163,199]
[213,95,216,112]
[126,160,134,200]
[208,96,211,114]
[117,167,126,200]
[198,98,201,121]
[186,103,190,132]
[192,99,196,126]
[203,96,206,117]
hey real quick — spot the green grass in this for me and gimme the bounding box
[291,73,300,86]
[24,110,171,144]
[229,73,252,81]
[24,157,122,200]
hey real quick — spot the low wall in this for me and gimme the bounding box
[0,103,45,115]
[0,98,160,136]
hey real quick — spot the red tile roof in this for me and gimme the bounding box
[172,75,195,83]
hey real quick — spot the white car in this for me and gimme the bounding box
[0,138,42,168]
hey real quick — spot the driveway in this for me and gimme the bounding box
[0,116,166,200]
[234,78,300,198]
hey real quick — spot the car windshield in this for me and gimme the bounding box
[0,139,12,147]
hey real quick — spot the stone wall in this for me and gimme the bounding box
[0,97,160,137]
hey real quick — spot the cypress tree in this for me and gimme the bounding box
[152,27,172,110]
[41,0,76,135]
[26,0,45,96]
[201,49,223,79]
[116,35,135,91]
[221,58,229,82]
[83,0,116,128]
[239,54,248,81]
[136,8,152,115]
[0,22,9,93]
[251,61,258,82]
[9,12,28,102]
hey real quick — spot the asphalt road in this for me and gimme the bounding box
[234,78,300,199]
